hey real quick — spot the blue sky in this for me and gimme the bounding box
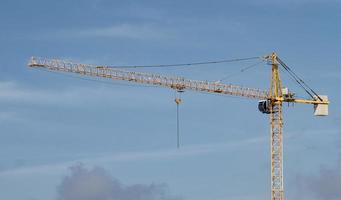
[0,0,341,200]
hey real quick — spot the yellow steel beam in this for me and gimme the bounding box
[291,98,329,105]
[271,97,329,105]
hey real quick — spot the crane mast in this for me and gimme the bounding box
[28,53,329,200]
[269,53,284,200]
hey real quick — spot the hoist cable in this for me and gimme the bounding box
[176,102,180,149]
[174,91,182,149]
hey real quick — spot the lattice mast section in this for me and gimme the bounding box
[269,53,284,200]
[28,57,268,100]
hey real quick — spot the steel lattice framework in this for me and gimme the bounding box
[28,57,269,99]
[270,103,283,200]
[28,53,329,200]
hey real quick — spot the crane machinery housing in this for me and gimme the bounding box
[28,52,329,200]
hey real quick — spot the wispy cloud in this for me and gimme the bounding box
[0,81,84,106]
[53,23,173,40]
[292,128,341,200]
[295,163,341,200]
[0,136,265,177]
[0,111,18,121]
[247,0,341,5]
[0,127,337,177]
[0,80,125,106]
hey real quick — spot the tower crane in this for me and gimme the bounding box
[28,52,329,200]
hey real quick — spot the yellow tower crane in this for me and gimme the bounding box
[28,52,329,200]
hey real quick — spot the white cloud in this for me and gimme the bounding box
[0,136,265,177]
[0,127,336,178]
[57,24,172,40]
[57,164,181,200]
[0,80,122,106]
[295,163,341,200]
[0,111,18,121]
[248,0,341,5]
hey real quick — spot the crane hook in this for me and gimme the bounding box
[175,90,183,149]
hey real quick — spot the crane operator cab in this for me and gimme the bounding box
[258,100,271,114]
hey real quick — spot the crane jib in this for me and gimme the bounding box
[28,57,269,100]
